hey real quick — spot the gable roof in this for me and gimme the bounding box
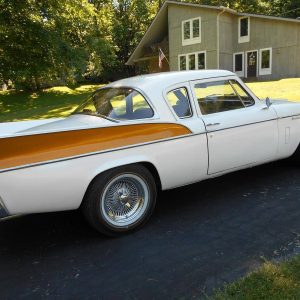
[127,0,300,65]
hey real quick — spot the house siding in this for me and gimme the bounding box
[168,4,218,71]
[168,6,300,79]
[129,3,300,80]
[230,16,300,80]
[219,12,234,72]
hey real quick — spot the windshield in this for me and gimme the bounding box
[73,87,154,121]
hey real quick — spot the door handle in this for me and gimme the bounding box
[206,122,220,127]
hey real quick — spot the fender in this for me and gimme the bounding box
[90,155,161,186]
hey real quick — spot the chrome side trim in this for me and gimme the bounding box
[0,132,199,174]
[0,113,297,174]
[0,197,9,219]
[206,118,278,132]
[0,121,179,140]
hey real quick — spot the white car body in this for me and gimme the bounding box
[1,70,300,218]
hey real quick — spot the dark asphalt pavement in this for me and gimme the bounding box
[1,161,300,299]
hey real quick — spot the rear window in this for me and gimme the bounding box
[74,88,154,121]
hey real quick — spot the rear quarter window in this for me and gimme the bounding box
[166,88,192,118]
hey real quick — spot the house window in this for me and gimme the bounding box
[238,17,250,43]
[233,52,245,77]
[178,51,206,71]
[188,54,196,70]
[198,52,205,69]
[192,19,200,38]
[183,21,190,40]
[182,17,201,46]
[259,48,272,75]
[179,55,186,71]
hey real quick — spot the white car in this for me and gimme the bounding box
[0,70,299,235]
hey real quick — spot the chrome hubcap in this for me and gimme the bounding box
[101,174,149,227]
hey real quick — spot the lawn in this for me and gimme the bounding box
[0,78,300,123]
[211,254,300,300]
[0,84,102,123]
[246,78,300,102]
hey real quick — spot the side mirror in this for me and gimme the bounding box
[266,97,272,108]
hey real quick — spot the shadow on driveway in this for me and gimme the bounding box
[1,161,300,299]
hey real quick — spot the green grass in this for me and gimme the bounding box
[0,84,102,123]
[211,255,300,300]
[0,78,300,123]
[246,78,300,102]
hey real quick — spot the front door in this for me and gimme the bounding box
[192,78,278,174]
[247,51,258,78]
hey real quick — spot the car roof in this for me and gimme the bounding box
[105,70,234,91]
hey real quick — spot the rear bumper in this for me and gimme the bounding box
[0,197,9,219]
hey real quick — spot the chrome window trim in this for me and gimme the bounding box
[229,79,255,108]
[75,85,159,123]
[189,75,261,118]
[194,79,246,115]
[165,87,193,119]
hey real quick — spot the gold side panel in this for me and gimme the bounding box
[0,123,191,170]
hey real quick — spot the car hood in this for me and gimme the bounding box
[0,114,111,138]
[270,98,292,104]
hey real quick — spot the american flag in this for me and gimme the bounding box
[158,48,166,69]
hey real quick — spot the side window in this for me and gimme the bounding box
[166,88,192,118]
[229,80,255,107]
[194,80,245,115]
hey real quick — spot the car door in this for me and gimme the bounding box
[191,77,278,174]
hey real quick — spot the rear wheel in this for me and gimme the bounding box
[82,164,157,236]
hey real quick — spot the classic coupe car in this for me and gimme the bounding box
[1,70,300,235]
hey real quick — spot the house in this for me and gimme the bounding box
[127,0,300,80]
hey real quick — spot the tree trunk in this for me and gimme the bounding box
[34,76,41,90]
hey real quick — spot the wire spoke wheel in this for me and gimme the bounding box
[82,164,157,235]
[101,173,150,227]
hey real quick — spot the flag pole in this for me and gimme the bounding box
[158,48,170,68]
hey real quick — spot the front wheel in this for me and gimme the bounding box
[82,164,157,236]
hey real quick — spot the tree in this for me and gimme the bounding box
[106,0,157,78]
[1,0,299,90]
[266,0,300,18]
[0,0,95,89]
